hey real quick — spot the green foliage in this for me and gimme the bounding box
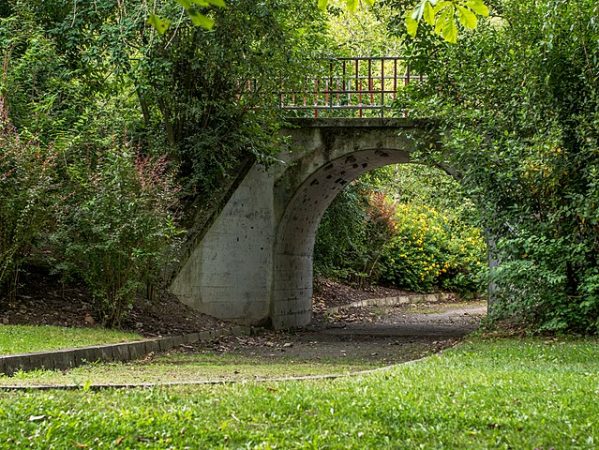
[0,0,328,324]
[325,0,403,55]
[319,0,376,13]
[380,203,485,293]
[53,150,180,326]
[139,0,329,197]
[150,0,227,34]
[397,0,599,332]
[314,185,370,279]
[158,0,488,46]
[406,0,489,43]
[0,106,57,297]
[315,164,486,293]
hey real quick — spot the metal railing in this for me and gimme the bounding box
[278,57,423,118]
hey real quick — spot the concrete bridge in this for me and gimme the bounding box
[170,118,437,329]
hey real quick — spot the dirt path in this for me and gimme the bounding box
[342,301,488,337]
[210,298,487,365]
[0,283,487,387]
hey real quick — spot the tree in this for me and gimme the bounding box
[395,0,599,332]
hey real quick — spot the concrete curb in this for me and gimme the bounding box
[0,326,251,377]
[327,292,453,314]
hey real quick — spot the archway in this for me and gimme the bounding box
[271,148,412,329]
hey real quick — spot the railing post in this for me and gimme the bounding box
[380,58,385,118]
[314,78,319,118]
[368,58,374,108]
[356,58,362,118]
[393,58,398,101]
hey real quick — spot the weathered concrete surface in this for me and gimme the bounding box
[171,166,275,323]
[170,118,434,329]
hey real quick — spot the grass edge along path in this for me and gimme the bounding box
[0,336,598,448]
[0,325,142,355]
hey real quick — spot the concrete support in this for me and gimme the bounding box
[170,166,275,324]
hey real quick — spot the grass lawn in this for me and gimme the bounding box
[0,325,142,355]
[0,336,598,448]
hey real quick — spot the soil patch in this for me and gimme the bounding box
[0,267,228,337]
[195,331,459,367]
[313,277,413,314]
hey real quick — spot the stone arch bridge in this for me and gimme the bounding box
[171,118,440,329]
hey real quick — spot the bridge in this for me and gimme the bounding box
[170,58,436,329]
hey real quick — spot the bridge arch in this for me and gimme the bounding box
[170,119,438,329]
[271,148,412,328]
[268,119,435,328]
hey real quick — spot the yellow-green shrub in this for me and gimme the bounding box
[379,203,486,293]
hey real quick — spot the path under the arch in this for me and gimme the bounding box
[170,118,438,329]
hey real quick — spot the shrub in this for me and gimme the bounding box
[314,166,487,294]
[53,148,180,326]
[0,98,57,297]
[314,186,397,286]
[379,203,486,294]
[394,0,599,332]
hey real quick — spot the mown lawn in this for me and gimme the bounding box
[0,325,142,355]
[0,337,597,448]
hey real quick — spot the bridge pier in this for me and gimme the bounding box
[170,119,429,328]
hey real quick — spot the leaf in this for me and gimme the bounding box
[147,14,171,35]
[406,14,419,37]
[433,0,453,14]
[28,415,46,422]
[204,0,226,7]
[188,11,215,29]
[435,7,458,43]
[175,0,193,9]
[457,5,477,29]
[345,0,359,12]
[465,0,489,17]
[318,0,329,11]
[411,0,427,21]
[443,17,458,43]
[424,1,435,26]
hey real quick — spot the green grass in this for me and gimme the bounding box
[0,336,598,448]
[0,325,142,355]
[0,351,382,386]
